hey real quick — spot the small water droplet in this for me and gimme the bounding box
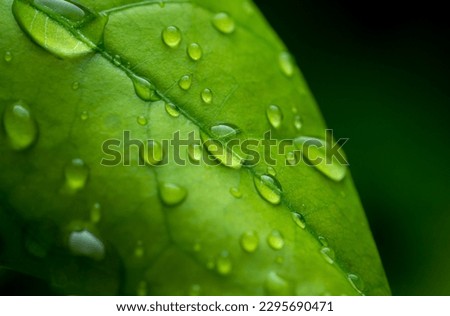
[278,51,295,77]
[162,25,181,48]
[347,273,365,295]
[90,203,101,223]
[134,241,144,258]
[264,271,290,295]
[165,102,180,117]
[141,140,164,165]
[136,280,147,296]
[294,115,302,130]
[212,12,235,34]
[112,54,121,66]
[178,74,192,90]
[210,123,239,140]
[159,182,187,206]
[267,166,276,176]
[229,187,242,199]
[64,158,89,191]
[4,51,12,62]
[68,229,104,261]
[201,88,213,104]
[320,247,335,264]
[72,81,79,90]
[318,236,328,247]
[266,104,283,129]
[216,251,232,275]
[286,151,298,165]
[240,231,258,253]
[267,230,284,250]
[129,73,159,101]
[291,212,306,229]
[137,115,148,126]
[188,143,203,163]
[187,42,202,61]
[189,284,201,296]
[3,101,38,150]
[80,111,88,120]
[253,174,282,205]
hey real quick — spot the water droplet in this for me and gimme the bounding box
[64,158,89,191]
[212,12,235,34]
[188,143,203,163]
[178,74,192,90]
[210,123,239,140]
[291,212,306,229]
[90,203,101,223]
[137,115,148,126]
[266,104,283,129]
[318,236,328,246]
[267,230,284,250]
[187,42,202,61]
[189,284,201,296]
[80,111,88,120]
[294,136,347,181]
[294,115,302,130]
[141,140,164,165]
[129,73,159,101]
[286,151,298,165]
[112,54,121,66]
[347,273,365,295]
[134,241,144,258]
[240,231,258,253]
[200,132,243,169]
[159,182,187,206]
[216,251,232,275]
[4,51,12,62]
[278,51,295,77]
[72,81,79,90]
[201,88,213,104]
[136,280,147,296]
[165,102,180,117]
[3,101,38,150]
[264,271,290,295]
[229,187,242,199]
[320,247,335,264]
[267,166,276,176]
[12,0,107,58]
[68,229,105,261]
[253,174,282,205]
[161,25,181,48]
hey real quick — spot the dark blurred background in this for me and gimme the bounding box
[254,0,450,295]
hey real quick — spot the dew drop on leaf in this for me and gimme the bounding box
[129,73,159,101]
[187,42,202,61]
[178,74,192,90]
[266,104,283,129]
[294,114,302,130]
[210,123,239,140]
[4,51,12,62]
[267,166,276,176]
[291,212,306,229]
[229,187,242,199]
[347,273,365,295]
[320,247,335,264]
[141,140,164,165]
[188,143,203,163]
[253,174,282,205]
[137,115,148,126]
[68,229,105,261]
[216,251,232,275]
[90,202,101,223]
[201,88,213,104]
[318,236,328,246]
[159,182,187,206]
[285,151,298,165]
[240,231,259,253]
[165,102,180,117]
[3,101,38,150]
[112,54,121,66]
[161,25,181,48]
[264,271,290,295]
[72,81,79,90]
[64,158,89,191]
[212,12,235,34]
[267,230,284,250]
[80,110,88,120]
[278,51,295,77]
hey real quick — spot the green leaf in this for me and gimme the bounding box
[0,0,390,295]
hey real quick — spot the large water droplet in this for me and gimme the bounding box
[129,73,159,101]
[162,25,181,48]
[264,271,290,295]
[90,203,101,223]
[347,273,365,295]
[165,102,180,117]
[212,12,235,34]
[159,182,187,206]
[141,140,164,165]
[3,101,38,150]
[64,158,89,191]
[266,104,283,129]
[68,229,105,261]
[187,42,202,61]
[320,247,335,264]
[267,230,284,250]
[200,130,243,169]
[294,136,347,181]
[178,74,192,90]
[253,174,282,205]
[12,0,106,58]
[291,212,306,229]
[4,51,12,62]
[216,251,232,275]
[229,187,242,199]
[240,231,258,253]
[201,88,213,104]
[278,51,295,77]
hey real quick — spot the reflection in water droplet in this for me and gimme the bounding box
[348,273,365,295]
[3,101,38,150]
[229,187,242,199]
[278,51,295,77]
[187,42,202,61]
[162,25,181,48]
[90,203,101,223]
[68,229,105,261]
[141,140,164,165]
[216,251,232,275]
[165,102,180,117]
[159,182,187,206]
[201,88,213,104]
[64,158,89,191]
[4,51,12,62]
[137,115,148,126]
[130,73,159,101]
[240,231,258,253]
[320,247,335,264]
[291,212,306,229]
[264,271,290,295]
[212,12,235,34]
[178,74,192,90]
[253,174,282,205]
[266,104,283,129]
[267,230,284,250]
